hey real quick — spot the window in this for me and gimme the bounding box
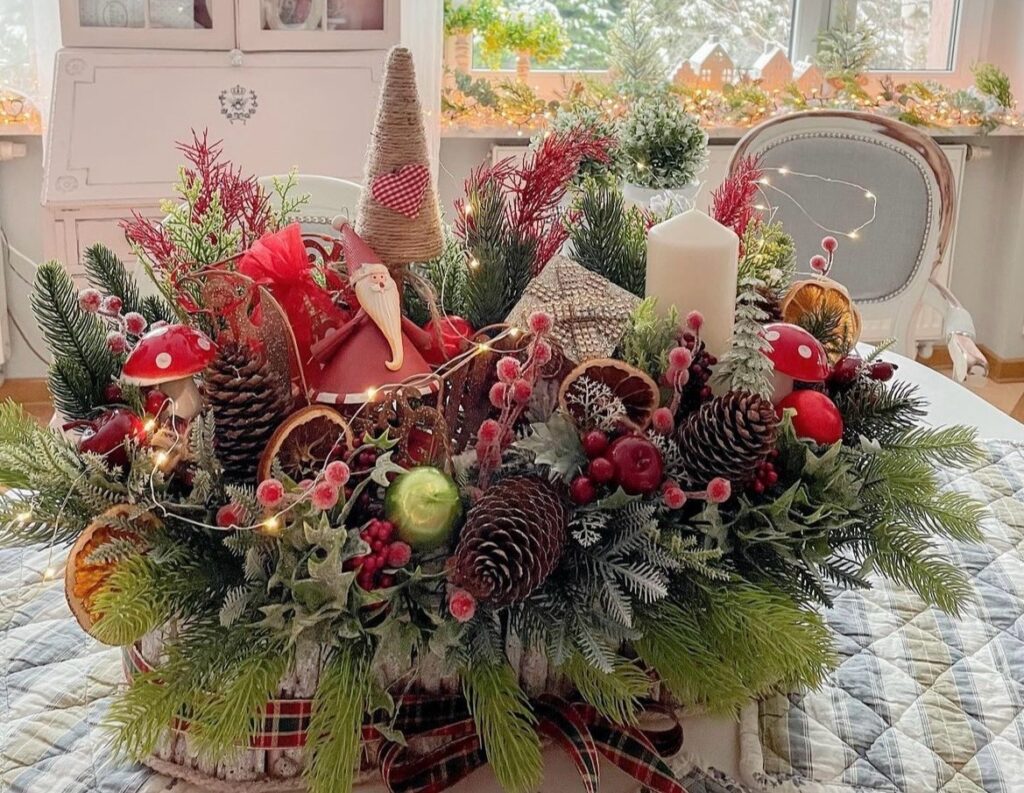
[852,0,960,71]
[460,0,962,75]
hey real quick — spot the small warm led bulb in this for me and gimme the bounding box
[155,451,169,466]
[43,567,56,581]
[848,230,860,240]
[476,343,491,354]
[366,387,378,401]
[16,510,32,522]
[778,167,790,175]
[143,418,157,433]
[261,517,280,534]
[469,257,480,269]
[865,191,874,199]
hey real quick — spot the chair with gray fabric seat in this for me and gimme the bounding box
[257,174,362,235]
[729,111,986,381]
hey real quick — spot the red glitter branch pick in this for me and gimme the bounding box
[711,154,764,242]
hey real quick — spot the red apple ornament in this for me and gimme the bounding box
[70,408,147,468]
[608,435,664,495]
[423,316,473,364]
[776,390,844,445]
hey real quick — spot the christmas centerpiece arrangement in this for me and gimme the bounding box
[0,47,985,793]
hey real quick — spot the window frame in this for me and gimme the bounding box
[790,0,988,78]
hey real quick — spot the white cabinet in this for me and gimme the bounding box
[43,1,442,274]
[237,0,400,51]
[60,0,236,49]
[59,0,400,51]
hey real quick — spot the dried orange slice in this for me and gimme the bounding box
[65,505,159,641]
[558,358,660,431]
[258,405,354,483]
[781,277,862,361]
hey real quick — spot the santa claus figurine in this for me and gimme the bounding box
[309,218,443,404]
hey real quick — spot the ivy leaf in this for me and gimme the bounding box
[370,452,408,487]
[515,414,586,481]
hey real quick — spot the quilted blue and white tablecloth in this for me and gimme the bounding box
[756,439,1024,793]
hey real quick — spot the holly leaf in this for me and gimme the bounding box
[515,413,586,481]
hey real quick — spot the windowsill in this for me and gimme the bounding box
[440,121,1024,142]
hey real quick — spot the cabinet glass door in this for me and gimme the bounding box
[60,0,235,48]
[237,0,399,51]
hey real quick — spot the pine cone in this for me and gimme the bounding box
[450,476,568,605]
[675,391,778,487]
[756,286,783,322]
[202,342,292,482]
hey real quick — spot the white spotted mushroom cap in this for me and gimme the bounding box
[120,324,217,386]
[762,322,830,382]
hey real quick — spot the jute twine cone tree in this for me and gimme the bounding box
[356,46,444,270]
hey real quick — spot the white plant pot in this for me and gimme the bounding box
[623,181,701,213]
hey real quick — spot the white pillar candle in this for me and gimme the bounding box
[645,209,738,358]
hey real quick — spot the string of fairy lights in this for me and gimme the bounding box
[14,153,880,584]
[755,166,878,240]
[19,320,528,583]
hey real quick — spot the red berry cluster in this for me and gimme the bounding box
[747,450,780,495]
[676,333,716,415]
[827,354,897,390]
[344,519,412,591]
[570,430,665,504]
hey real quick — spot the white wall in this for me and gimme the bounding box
[0,136,49,378]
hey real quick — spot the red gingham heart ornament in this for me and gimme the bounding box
[371,164,431,218]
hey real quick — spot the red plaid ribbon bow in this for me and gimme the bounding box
[125,646,687,793]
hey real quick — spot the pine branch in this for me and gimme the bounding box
[563,653,650,726]
[617,298,678,380]
[568,180,648,297]
[461,659,543,793]
[305,644,372,793]
[608,0,666,92]
[881,425,984,468]
[83,244,174,324]
[833,379,926,444]
[32,261,120,419]
[190,640,293,759]
[715,277,773,397]
[871,522,973,615]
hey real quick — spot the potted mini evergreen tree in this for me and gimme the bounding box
[618,95,709,211]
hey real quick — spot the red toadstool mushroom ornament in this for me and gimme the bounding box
[121,325,216,420]
[763,322,830,404]
[776,389,844,446]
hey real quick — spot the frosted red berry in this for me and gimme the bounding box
[256,478,285,508]
[386,541,412,568]
[663,487,687,510]
[216,503,245,529]
[325,460,351,487]
[651,407,675,435]
[488,381,508,407]
[101,295,123,315]
[449,588,477,622]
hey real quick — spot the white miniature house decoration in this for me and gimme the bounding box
[687,38,734,90]
[751,46,793,91]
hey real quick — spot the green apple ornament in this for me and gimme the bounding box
[385,466,462,551]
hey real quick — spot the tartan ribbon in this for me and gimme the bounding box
[125,646,687,793]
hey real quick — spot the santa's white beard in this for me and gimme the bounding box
[356,278,404,371]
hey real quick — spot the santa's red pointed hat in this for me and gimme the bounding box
[332,216,385,280]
